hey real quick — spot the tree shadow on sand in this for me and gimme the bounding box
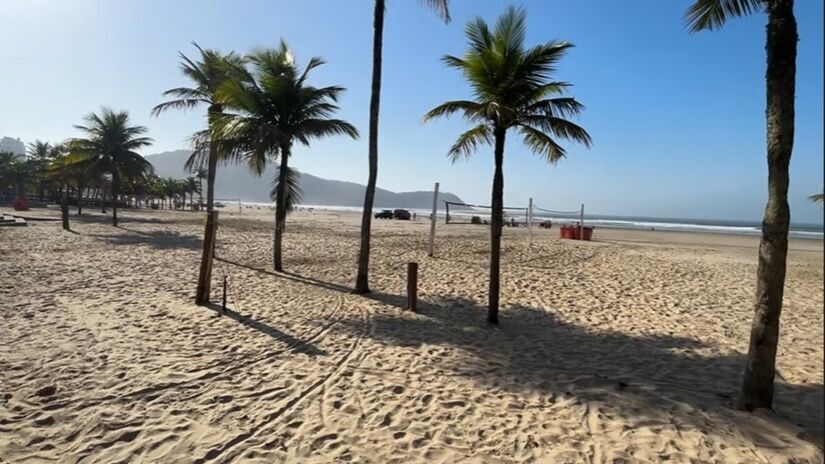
[201,303,326,356]
[88,227,202,250]
[343,292,824,452]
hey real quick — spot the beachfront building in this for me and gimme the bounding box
[0,136,25,156]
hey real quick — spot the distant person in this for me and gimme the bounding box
[413,212,417,220]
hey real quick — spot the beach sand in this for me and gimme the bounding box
[1,206,822,463]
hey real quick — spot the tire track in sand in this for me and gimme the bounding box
[195,303,373,463]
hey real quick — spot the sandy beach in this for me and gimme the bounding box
[1,206,822,463]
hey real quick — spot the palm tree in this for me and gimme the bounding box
[152,43,243,213]
[424,7,591,324]
[353,0,451,294]
[8,157,35,197]
[0,151,19,195]
[26,140,55,200]
[184,176,200,208]
[216,42,359,271]
[193,167,208,206]
[50,144,98,215]
[685,0,797,411]
[68,108,154,226]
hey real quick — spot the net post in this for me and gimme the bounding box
[196,211,219,305]
[579,204,584,241]
[445,201,450,225]
[528,197,533,244]
[406,262,418,311]
[428,182,439,257]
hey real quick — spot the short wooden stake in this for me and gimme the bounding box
[221,275,227,313]
[195,211,219,305]
[61,201,69,231]
[406,262,418,312]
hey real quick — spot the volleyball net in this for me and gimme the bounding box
[444,201,529,226]
[213,198,242,214]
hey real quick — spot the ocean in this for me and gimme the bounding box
[234,201,824,240]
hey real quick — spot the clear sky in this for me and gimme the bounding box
[1,0,822,223]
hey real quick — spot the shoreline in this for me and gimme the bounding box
[228,201,825,240]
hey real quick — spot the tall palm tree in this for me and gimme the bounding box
[216,42,359,271]
[69,108,154,226]
[685,0,797,411]
[424,6,591,324]
[353,0,451,294]
[152,43,243,213]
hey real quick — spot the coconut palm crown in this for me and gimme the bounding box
[152,43,243,212]
[215,41,359,271]
[424,6,591,324]
[68,108,154,226]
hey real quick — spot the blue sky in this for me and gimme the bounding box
[1,0,822,223]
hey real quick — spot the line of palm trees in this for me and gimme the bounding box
[1,134,204,217]
[2,1,810,415]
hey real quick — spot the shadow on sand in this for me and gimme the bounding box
[350,293,824,451]
[201,302,326,356]
[221,261,823,452]
[87,226,202,250]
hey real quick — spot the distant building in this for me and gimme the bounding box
[0,137,25,156]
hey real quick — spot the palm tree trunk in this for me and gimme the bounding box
[273,144,291,272]
[112,173,119,226]
[77,184,83,215]
[354,0,385,294]
[206,104,222,213]
[488,127,506,325]
[738,0,797,411]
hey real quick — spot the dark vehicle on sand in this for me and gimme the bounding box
[393,209,411,220]
[374,209,394,219]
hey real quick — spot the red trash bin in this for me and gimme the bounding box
[582,227,594,241]
[12,197,29,211]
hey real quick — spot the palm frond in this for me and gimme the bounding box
[420,0,451,23]
[684,0,763,32]
[518,124,567,163]
[447,124,492,163]
[423,100,484,122]
[270,165,303,214]
[522,115,592,148]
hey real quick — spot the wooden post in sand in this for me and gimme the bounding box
[579,204,584,241]
[61,201,69,231]
[195,211,219,305]
[428,182,439,257]
[406,262,418,311]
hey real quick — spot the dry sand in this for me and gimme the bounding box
[1,205,822,463]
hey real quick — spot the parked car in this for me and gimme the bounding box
[393,209,411,220]
[374,209,394,219]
